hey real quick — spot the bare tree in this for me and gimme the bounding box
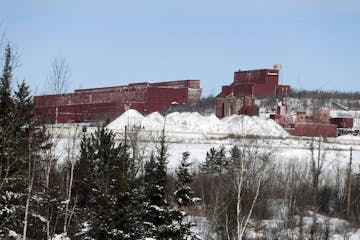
[22,132,35,240]
[63,126,81,237]
[232,138,273,240]
[310,137,325,208]
[47,57,71,94]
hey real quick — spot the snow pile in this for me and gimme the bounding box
[222,115,287,136]
[107,109,144,130]
[107,109,289,138]
[141,112,165,130]
[165,112,226,134]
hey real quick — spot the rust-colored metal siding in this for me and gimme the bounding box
[234,69,279,85]
[34,80,201,123]
[217,68,289,101]
[252,84,276,97]
[240,106,259,116]
[330,118,354,129]
[215,98,225,118]
[291,123,337,137]
[313,107,330,123]
[146,87,189,113]
[276,85,290,97]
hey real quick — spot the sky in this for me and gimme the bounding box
[1,0,360,96]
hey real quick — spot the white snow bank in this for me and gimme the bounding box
[337,134,360,141]
[107,109,144,130]
[107,109,289,138]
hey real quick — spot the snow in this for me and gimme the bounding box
[51,110,360,176]
[46,110,360,239]
[107,109,144,130]
[244,211,359,239]
[190,216,217,239]
[32,213,47,223]
[51,234,70,240]
[107,109,289,138]
[347,229,360,240]
[8,230,20,239]
[337,134,360,141]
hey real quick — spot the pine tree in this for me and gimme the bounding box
[201,146,229,175]
[142,130,172,238]
[142,131,199,239]
[0,45,14,127]
[0,45,24,238]
[73,134,95,208]
[0,45,49,239]
[174,152,201,240]
[143,152,163,235]
[87,126,121,238]
[76,125,143,239]
[174,151,197,208]
[14,80,33,126]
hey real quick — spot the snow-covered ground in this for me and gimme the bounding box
[244,211,360,240]
[52,110,360,177]
[49,110,360,239]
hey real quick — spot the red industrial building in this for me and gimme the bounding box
[34,80,201,123]
[270,101,338,137]
[214,66,352,138]
[218,66,290,98]
[216,66,290,118]
[215,95,259,118]
[329,117,354,129]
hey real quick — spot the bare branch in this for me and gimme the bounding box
[47,57,71,94]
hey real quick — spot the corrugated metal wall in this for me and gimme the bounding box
[34,80,201,123]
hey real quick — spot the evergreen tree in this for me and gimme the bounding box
[200,146,229,175]
[0,45,14,126]
[143,152,163,234]
[174,151,197,208]
[174,152,201,240]
[76,125,142,239]
[0,45,49,239]
[200,146,233,238]
[142,130,172,237]
[14,80,33,126]
[0,45,23,238]
[87,126,122,239]
[73,134,95,209]
[142,131,199,239]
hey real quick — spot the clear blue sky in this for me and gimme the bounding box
[1,0,360,96]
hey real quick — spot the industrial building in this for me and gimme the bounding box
[270,100,341,137]
[215,66,354,137]
[216,65,290,118]
[34,80,201,123]
[34,65,354,138]
[215,95,259,118]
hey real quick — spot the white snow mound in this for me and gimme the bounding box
[107,109,289,138]
[107,109,144,130]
